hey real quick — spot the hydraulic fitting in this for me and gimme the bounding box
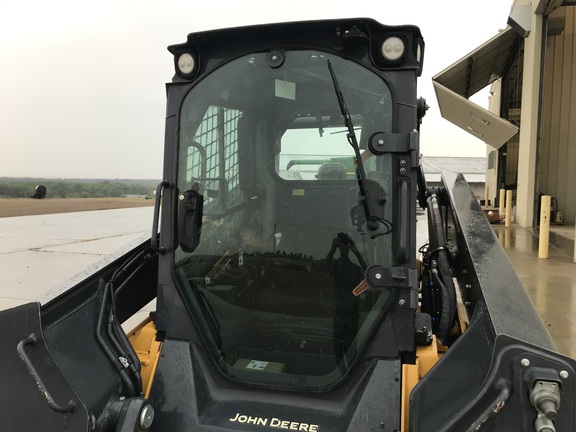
[530,380,561,420]
[534,412,555,432]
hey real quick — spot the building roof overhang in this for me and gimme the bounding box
[433,26,522,149]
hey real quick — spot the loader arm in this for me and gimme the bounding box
[410,171,576,431]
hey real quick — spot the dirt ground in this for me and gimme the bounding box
[0,197,155,218]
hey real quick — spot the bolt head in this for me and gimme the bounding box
[140,404,155,430]
[521,358,530,367]
[399,299,406,306]
[560,370,569,379]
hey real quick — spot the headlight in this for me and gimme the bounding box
[381,36,405,61]
[177,53,195,75]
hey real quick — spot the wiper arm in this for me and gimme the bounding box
[327,59,380,232]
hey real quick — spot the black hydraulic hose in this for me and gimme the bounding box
[113,258,151,298]
[106,314,142,397]
[426,194,457,343]
[110,247,155,395]
[106,311,126,356]
[108,282,143,396]
[97,245,156,398]
[95,279,136,398]
[111,246,151,286]
[426,194,443,251]
[110,249,155,396]
[110,247,154,302]
[112,321,143,396]
[431,268,452,344]
[108,267,148,396]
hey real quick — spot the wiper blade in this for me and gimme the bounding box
[326,59,382,232]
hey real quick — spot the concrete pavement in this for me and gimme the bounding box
[0,207,154,329]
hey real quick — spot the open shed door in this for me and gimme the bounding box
[433,26,522,149]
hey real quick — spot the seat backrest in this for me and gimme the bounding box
[316,163,346,180]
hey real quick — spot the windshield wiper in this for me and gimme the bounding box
[326,59,390,234]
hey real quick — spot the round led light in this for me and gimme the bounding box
[177,53,195,75]
[381,37,405,61]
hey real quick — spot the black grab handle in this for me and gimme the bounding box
[17,333,77,414]
[151,180,170,254]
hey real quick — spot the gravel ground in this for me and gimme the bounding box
[0,197,155,218]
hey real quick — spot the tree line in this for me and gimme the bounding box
[0,180,155,199]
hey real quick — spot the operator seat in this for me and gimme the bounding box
[316,163,347,180]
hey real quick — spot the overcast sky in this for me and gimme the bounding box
[0,0,513,179]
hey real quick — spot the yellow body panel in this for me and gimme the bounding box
[127,317,163,398]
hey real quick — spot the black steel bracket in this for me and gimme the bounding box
[365,266,418,308]
[369,132,418,155]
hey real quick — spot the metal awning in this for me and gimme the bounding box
[433,26,522,149]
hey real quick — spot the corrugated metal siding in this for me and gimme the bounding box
[540,6,576,224]
[421,156,486,200]
[506,135,520,188]
[421,156,486,176]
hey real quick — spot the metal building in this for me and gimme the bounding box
[433,0,576,260]
[421,156,486,200]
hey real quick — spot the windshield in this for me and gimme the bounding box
[174,50,395,390]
